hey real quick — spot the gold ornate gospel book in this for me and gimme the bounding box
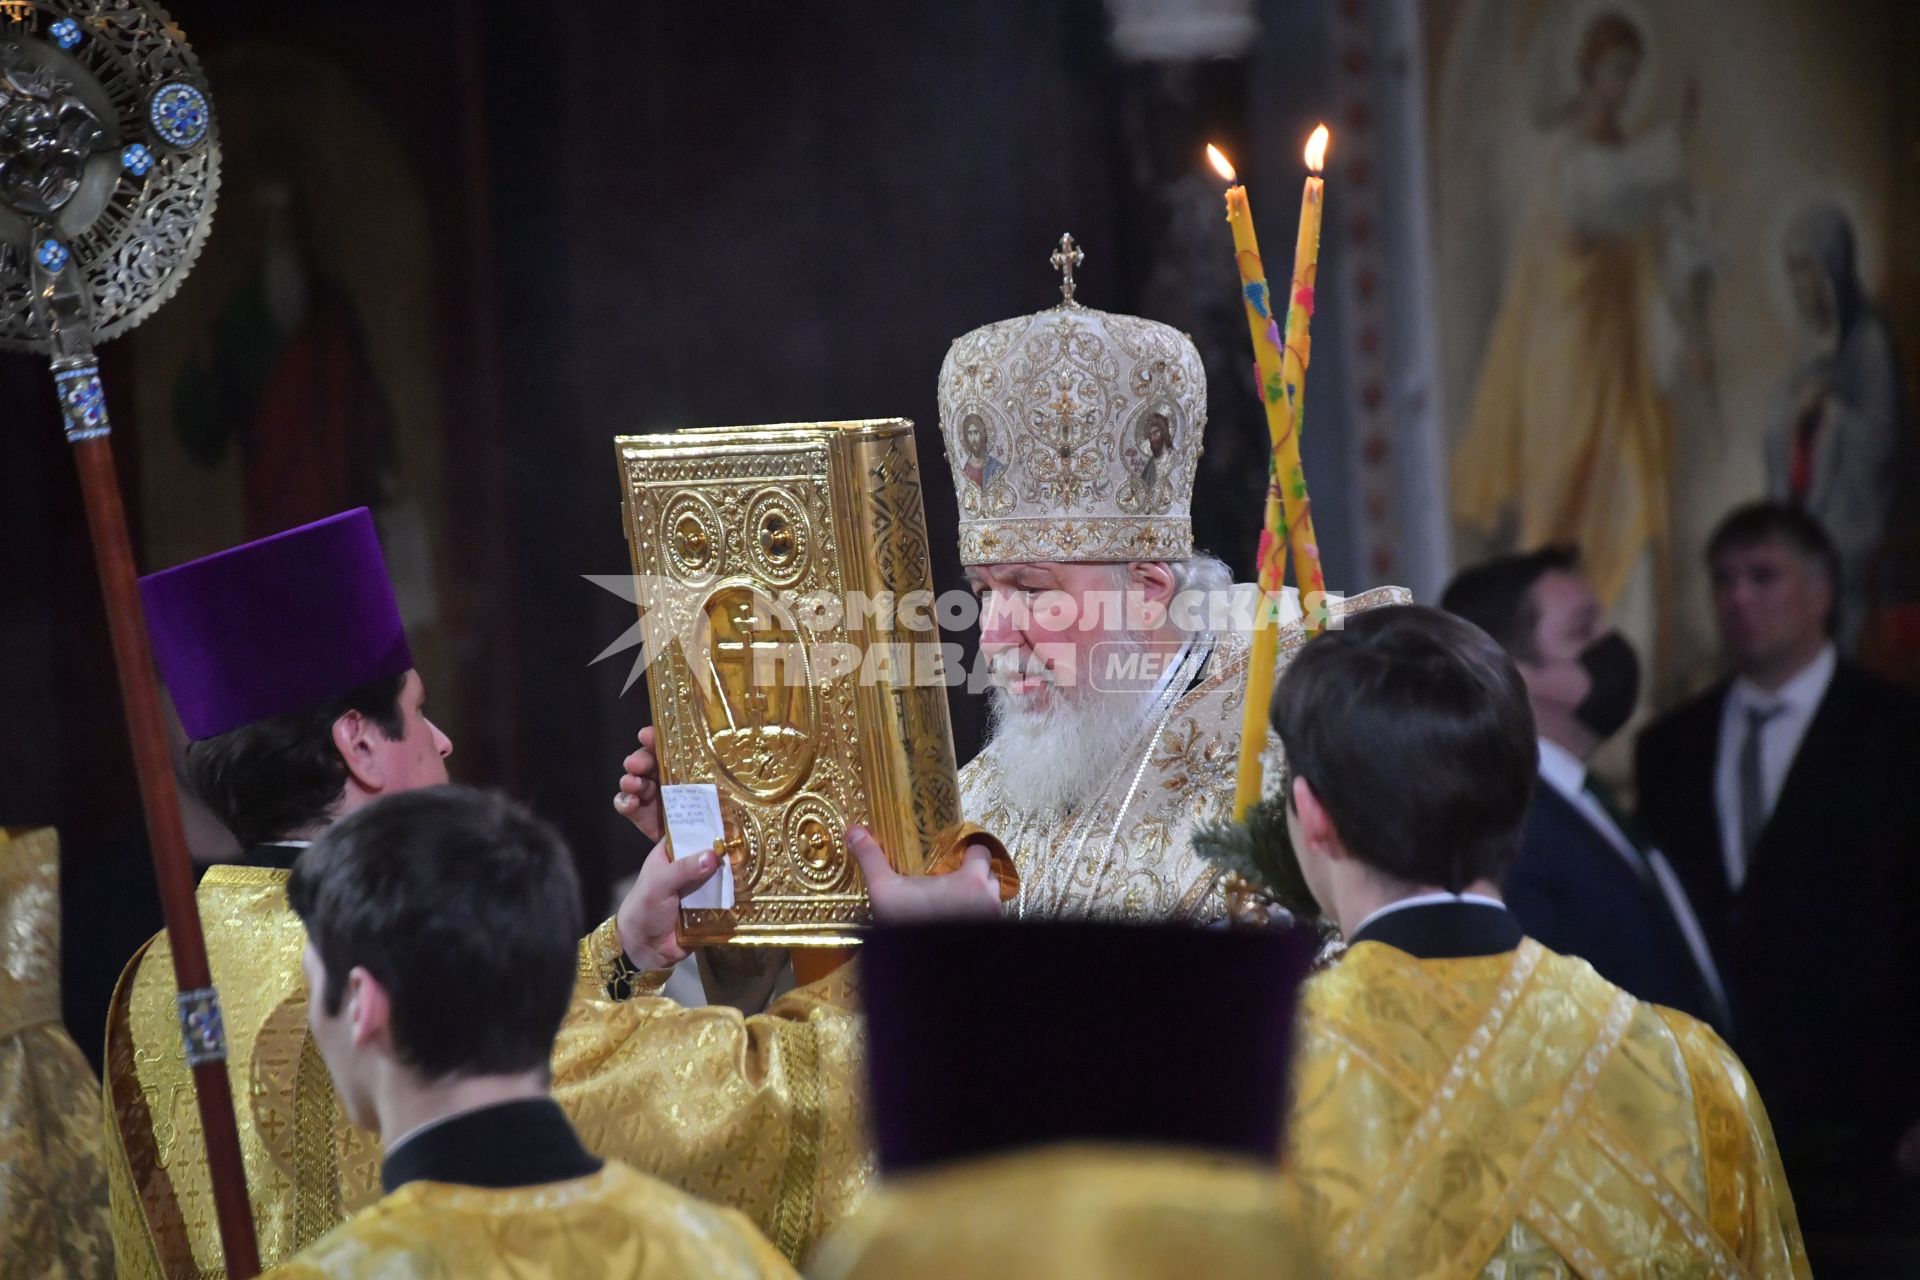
[614,420,963,946]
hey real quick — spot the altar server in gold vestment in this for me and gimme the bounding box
[811,920,1324,1279]
[262,785,793,1278]
[106,509,1000,1275]
[1240,605,1809,1278]
[0,827,112,1279]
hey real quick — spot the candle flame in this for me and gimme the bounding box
[1304,124,1330,173]
[1206,143,1237,184]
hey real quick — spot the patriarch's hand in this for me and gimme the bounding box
[847,826,1003,924]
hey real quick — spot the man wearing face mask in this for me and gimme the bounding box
[1443,547,1727,1028]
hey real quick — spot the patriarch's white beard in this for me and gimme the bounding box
[984,636,1159,820]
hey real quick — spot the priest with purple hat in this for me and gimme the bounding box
[101,508,1001,1276]
[104,508,483,1274]
[140,507,452,870]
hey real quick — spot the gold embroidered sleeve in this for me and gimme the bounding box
[924,821,1019,901]
[574,917,671,1002]
[548,973,868,1265]
[1658,1010,1813,1278]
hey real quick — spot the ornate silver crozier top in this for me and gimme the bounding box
[0,1,218,353]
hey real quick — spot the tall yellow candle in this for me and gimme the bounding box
[1211,127,1330,821]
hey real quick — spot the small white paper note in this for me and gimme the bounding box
[661,783,735,910]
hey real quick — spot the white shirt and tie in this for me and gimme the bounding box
[1536,739,1729,1018]
[1712,644,1836,892]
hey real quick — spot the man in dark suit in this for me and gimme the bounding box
[1444,547,1727,1028]
[1638,501,1920,1237]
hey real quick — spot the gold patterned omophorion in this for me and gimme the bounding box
[616,420,965,946]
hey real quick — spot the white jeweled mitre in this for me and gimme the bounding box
[938,234,1206,566]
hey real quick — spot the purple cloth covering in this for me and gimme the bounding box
[139,508,413,740]
[859,921,1315,1173]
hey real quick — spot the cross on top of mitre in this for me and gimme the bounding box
[1050,232,1084,306]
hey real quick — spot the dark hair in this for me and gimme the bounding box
[1270,605,1536,892]
[1578,11,1645,81]
[1439,545,1581,662]
[1706,501,1842,633]
[184,673,407,849]
[287,785,582,1081]
[1707,501,1841,582]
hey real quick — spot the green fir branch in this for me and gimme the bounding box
[1193,792,1320,921]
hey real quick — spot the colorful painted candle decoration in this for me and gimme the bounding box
[1210,126,1330,822]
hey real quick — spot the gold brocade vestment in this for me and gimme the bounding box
[1289,938,1811,1279]
[260,1159,795,1279]
[811,1145,1326,1279]
[962,586,1408,922]
[0,828,113,1279]
[103,868,865,1277]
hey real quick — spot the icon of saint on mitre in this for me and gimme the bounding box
[1119,403,1179,514]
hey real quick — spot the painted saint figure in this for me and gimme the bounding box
[1452,10,1715,664]
[1764,202,1915,651]
[1138,409,1174,491]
